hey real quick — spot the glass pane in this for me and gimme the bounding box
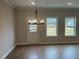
[29,24,37,32]
[46,17,57,36]
[65,18,75,26]
[28,20,37,32]
[65,17,76,36]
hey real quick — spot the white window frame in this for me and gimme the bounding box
[65,17,76,36]
[46,17,58,37]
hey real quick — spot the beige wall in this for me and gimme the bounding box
[15,8,79,45]
[0,0,15,58]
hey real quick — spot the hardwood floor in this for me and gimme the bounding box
[6,45,79,59]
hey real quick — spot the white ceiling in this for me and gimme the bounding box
[4,0,79,8]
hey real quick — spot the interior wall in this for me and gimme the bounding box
[0,0,15,58]
[15,8,79,45]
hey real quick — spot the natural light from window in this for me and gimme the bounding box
[46,17,58,37]
[65,17,76,36]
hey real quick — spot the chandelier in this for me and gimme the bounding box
[28,0,44,25]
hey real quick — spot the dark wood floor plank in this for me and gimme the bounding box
[6,45,79,59]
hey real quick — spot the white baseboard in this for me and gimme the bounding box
[16,42,79,46]
[16,43,28,45]
[16,43,39,45]
[1,45,16,59]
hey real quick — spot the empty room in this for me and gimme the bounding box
[0,0,79,59]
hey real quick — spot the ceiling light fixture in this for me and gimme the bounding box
[32,2,35,5]
[68,2,72,5]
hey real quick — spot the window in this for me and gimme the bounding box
[46,17,58,36]
[65,17,76,36]
[29,20,37,32]
[29,24,37,32]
